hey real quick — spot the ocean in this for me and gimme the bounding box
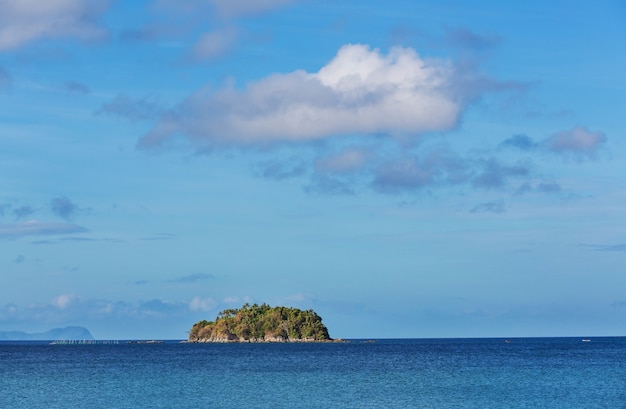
[1,337,624,408]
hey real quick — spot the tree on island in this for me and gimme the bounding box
[188,303,332,342]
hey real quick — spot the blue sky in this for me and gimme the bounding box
[1,0,625,340]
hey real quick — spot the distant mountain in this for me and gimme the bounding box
[0,326,94,341]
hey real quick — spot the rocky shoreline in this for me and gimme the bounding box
[189,334,342,343]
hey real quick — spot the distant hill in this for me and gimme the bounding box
[0,326,94,341]
[189,303,333,342]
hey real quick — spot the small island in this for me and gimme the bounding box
[188,303,333,342]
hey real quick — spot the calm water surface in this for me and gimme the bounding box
[1,337,625,408]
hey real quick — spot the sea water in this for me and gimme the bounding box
[1,337,625,408]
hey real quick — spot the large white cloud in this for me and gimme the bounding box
[0,0,108,51]
[139,44,464,148]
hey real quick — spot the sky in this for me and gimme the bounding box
[1,0,625,340]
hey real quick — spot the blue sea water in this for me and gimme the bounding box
[1,337,625,408]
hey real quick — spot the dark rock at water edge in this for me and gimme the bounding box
[0,326,94,341]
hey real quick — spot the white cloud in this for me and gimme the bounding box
[285,293,317,303]
[139,44,463,148]
[52,294,78,310]
[0,0,108,51]
[189,296,216,312]
[223,296,252,304]
[99,303,114,314]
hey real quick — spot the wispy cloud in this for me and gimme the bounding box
[208,0,296,19]
[0,221,87,239]
[256,157,308,180]
[305,175,356,196]
[97,94,166,122]
[154,0,296,19]
[255,141,556,197]
[50,196,80,220]
[52,294,79,310]
[498,134,537,151]
[12,205,38,220]
[471,159,530,190]
[169,273,214,284]
[149,0,297,62]
[0,0,109,51]
[515,181,562,196]
[223,296,253,305]
[190,26,238,61]
[0,295,208,328]
[373,157,445,192]
[119,23,184,43]
[371,148,469,193]
[31,237,122,245]
[139,233,177,241]
[189,296,216,312]
[63,80,90,94]
[444,27,501,52]
[0,65,11,88]
[543,126,607,160]
[535,182,562,194]
[498,126,607,161]
[611,301,626,308]
[315,148,371,174]
[586,244,626,252]
[242,127,585,199]
[470,200,505,214]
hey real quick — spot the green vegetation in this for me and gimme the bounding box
[188,303,332,342]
